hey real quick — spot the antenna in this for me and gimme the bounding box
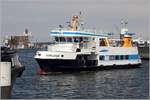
[113,24,120,38]
[79,11,82,16]
[121,19,128,28]
[66,21,71,28]
[78,11,85,30]
[125,21,128,28]
[59,25,63,28]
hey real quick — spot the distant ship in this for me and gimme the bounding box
[34,14,141,74]
[137,40,149,60]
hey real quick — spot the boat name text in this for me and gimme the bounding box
[46,54,60,57]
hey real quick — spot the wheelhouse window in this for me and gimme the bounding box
[66,37,72,42]
[74,37,80,43]
[60,37,66,42]
[55,37,59,42]
[83,37,88,42]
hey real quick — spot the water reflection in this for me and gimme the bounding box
[12,50,149,99]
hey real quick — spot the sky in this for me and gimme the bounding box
[1,0,149,42]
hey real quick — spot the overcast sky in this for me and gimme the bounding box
[1,0,149,42]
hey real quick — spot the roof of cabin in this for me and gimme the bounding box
[50,30,107,38]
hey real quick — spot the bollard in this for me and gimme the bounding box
[0,62,11,99]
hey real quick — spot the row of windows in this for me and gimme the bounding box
[99,55,137,60]
[54,37,95,43]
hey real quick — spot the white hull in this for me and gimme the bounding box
[35,46,141,72]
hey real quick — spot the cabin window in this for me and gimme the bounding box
[115,56,119,60]
[99,56,105,60]
[120,55,124,60]
[125,55,129,60]
[109,56,114,60]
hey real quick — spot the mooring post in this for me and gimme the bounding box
[0,62,11,99]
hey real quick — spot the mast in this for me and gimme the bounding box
[70,11,84,31]
[120,19,128,39]
[120,19,133,47]
[70,16,79,31]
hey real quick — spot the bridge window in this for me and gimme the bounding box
[55,37,59,42]
[120,55,124,60]
[79,37,83,42]
[83,37,88,42]
[66,37,72,42]
[74,37,80,43]
[60,37,66,42]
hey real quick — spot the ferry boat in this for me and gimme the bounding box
[34,14,141,73]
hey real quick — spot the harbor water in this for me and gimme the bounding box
[12,49,149,99]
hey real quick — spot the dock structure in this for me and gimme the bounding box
[0,46,25,99]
